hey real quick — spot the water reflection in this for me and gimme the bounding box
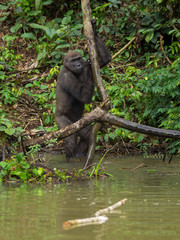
[0,156,179,240]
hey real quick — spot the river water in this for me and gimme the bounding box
[0,155,180,240]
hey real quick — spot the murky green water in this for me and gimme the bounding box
[0,155,180,240]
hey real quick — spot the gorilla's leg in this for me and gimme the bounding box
[56,115,78,161]
[64,134,78,160]
[73,125,91,158]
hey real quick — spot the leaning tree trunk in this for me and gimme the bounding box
[81,0,110,168]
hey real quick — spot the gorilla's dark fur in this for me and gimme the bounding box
[56,20,111,160]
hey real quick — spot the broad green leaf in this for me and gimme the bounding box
[66,10,73,16]
[21,32,36,40]
[0,16,8,23]
[37,51,47,61]
[16,152,24,162]
[3,35,17,42]
[137,135,144,143]
[5,128,15,135]
[145,30,154,43]
[45,27,57,39]
[19,172,28,181]
[0,126,6,131]
[37,167,44,176]
[43,0,54,5]
[62,16,71,25]
[56,44,70,49]
[71,23,83,31]
[0,162,7,169]
[25,83,33,88]
[28,11,41,16]
[10,22,22,33]
[40,85,48,90]
[141,15,153,26]
[29,23,46,31]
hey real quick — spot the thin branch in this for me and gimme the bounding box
[112,37,136,59]
[131,163,145,171]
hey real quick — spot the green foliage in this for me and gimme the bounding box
[0,47,21,69]
[92,0,180,64]
[0,116,23,137]
[0,153,31,182]
[0,82,22,105]
[24,73,57,125]
[103,60,180,154]
[1,1,83,65]
[89,151,113,179]
[138,61,180,129]
[29,10,83,65]
[106,66,143,120]
[0,151,72,182]
[54,168,71,182]
[0,47,22,105]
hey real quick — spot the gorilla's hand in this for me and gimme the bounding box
[91,19,97,34]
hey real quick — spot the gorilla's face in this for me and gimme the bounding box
[64,51,85,75]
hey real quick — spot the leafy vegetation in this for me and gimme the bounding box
[0,150,77,183]
[0,0,179,179]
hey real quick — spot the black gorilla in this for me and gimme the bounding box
[56,20,111,160]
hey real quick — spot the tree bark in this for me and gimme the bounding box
[81,0,109,101]
[100,110,180,139]
[24,107,105,147]
[81,0,111,167]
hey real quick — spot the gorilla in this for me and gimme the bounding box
[56,20,111,160]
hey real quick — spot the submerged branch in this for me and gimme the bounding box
[63,198,127,230]
[63,216,108,230]
[95,199,128,216]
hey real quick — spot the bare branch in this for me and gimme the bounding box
[112,37,136,59]
[24,107,180,148]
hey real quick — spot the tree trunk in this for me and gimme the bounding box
[81,0,111,167]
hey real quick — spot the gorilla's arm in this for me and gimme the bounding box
[61,67,94,103]
[95,35,111,68]
[92,20,111,68]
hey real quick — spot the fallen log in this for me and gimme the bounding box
[24,106,104,147]
[100,110,180,139]
[24,106,180,148]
